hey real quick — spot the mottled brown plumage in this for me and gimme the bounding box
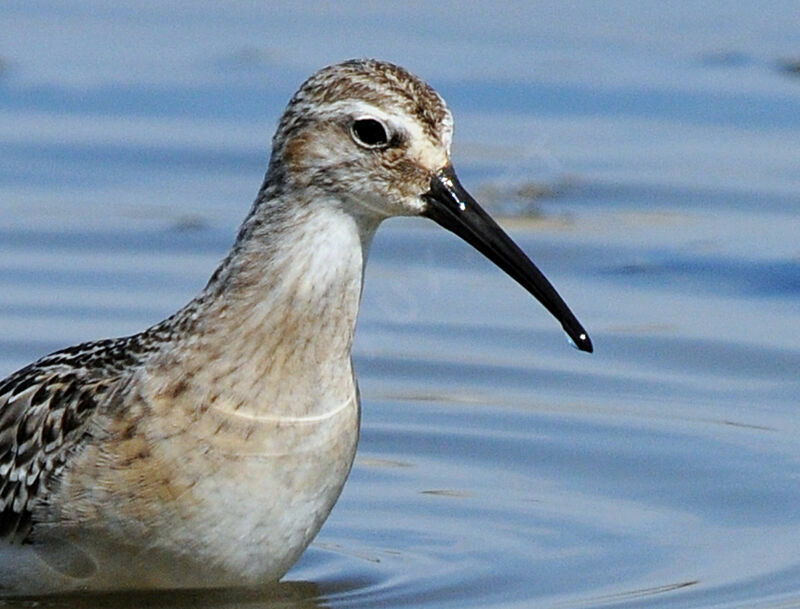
[0,329,172,542]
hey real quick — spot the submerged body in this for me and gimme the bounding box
[0,59,590,594]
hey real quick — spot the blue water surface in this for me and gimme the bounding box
[1,2,799,608]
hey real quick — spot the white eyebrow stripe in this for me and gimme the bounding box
[314,100,392,122]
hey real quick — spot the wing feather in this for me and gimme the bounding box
[0,334,156,543]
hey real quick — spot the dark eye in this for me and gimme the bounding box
[351,118,390,148]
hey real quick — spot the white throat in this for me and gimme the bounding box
[152,201,379,420]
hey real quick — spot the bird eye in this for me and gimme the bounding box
[351,118,390,149]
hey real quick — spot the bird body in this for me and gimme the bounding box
[0,59,591,594]
[2,195,369,592]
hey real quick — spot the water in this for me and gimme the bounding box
[1,2,800,607]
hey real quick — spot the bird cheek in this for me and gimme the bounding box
[283,133,313,174]
[392,160,430,198]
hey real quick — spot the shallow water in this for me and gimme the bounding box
[1,2,800,608]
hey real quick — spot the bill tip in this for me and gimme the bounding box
[566,331,593,353]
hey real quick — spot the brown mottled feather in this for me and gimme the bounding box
[0,333,165,543]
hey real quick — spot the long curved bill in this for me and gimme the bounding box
[422,165,593,353]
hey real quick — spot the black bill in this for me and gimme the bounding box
[422,165,593,353]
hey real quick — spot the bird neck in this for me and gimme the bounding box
[156,198,380,419]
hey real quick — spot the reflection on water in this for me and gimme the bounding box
[5,582,324,609]
[2,1,800,608]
